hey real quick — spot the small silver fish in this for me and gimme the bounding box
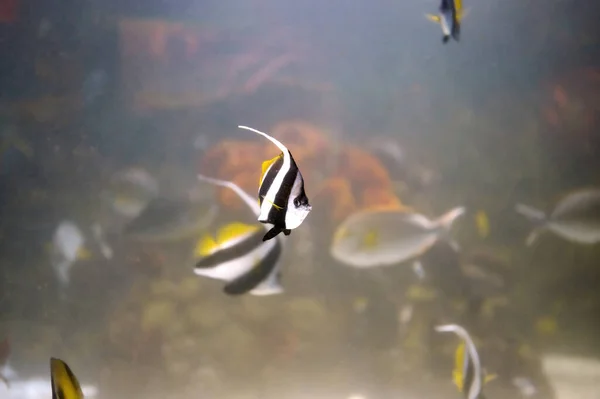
[106,167,159,218]
[50,221,89,289]
[515,188,600,245]
[240,125,312,241]
[330,207,465,268]
[123,197,218,242]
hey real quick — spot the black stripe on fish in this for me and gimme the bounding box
[262,227,291,242]
[223,238,283,295]
[260,156,300,229]
[194,228,265,270]
[258,154,284,208]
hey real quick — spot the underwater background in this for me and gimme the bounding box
[1,0,600,398]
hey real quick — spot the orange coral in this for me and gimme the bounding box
[313,177,357,223]
[199,121,404,221]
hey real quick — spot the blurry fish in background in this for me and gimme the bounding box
[194,222,283,295]
[50,221,92,294]
[435,324,495,399]
[197,174,285,295]
[50,358,83,399]
[425,0,469,43]
[515,188,600,245]
[364,137,441,195]
[104,167,159,219]
[0,126,34,176]
[123,196,219,242]
[330,207,465,269]
[239,125,312,241]
[90,223,113,260]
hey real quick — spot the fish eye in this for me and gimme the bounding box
[293,198,300,207]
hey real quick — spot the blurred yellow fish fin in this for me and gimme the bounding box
[194,234,218,257]
[353,296,369,313]
[50,358,84,399]
[11,137,34,159]
[217,222,259,244]
[535,315,558,336]
[425,13,441,23]
[455,0,463,13]
[406,284,438,302]
[475,210,490,238]
[458,7,470,20]
[260,153,283,184]
[361,230,379,250]
[76,247,92,260]
[484,371,498,385]
[453,341,466,391]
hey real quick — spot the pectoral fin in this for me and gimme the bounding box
[425,13,441,23]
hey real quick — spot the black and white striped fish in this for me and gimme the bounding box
[195,174,284,296]
[435,324,488,399]
[238,125,312,242]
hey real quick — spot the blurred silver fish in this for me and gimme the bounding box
[50,221,91,290]
[330,207,465,268]
[104,167,159,218]
[515,188,600,245]
[197,174,285,296]
[91,223,113,260]
[123,197,218,242]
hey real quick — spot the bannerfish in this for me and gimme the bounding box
[50,358,84,399]
[435,324,495,399]
[515,188,600,245]
[330,207,465,268]
[196,174,285,295]
[194,222,283,295]
[426,0,468,43]
[239,125,312,242]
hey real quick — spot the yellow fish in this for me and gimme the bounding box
[50,358,84,399]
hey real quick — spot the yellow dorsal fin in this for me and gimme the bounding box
[260,153,283,185]
[458,7,470,21]
[76,247,92,260]
[425,13,441,23]
[484,372,498,385]
[194,234,218,257]
[453,341,466,391]
[216,222,259,244]
[455,0,463,13]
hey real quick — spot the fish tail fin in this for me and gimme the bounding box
[515,204,547,246]
[425,13,441,23]
[515,203,547,224]
[442,35,451,44]
[263,227,282,241]
[434,207,466,231]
